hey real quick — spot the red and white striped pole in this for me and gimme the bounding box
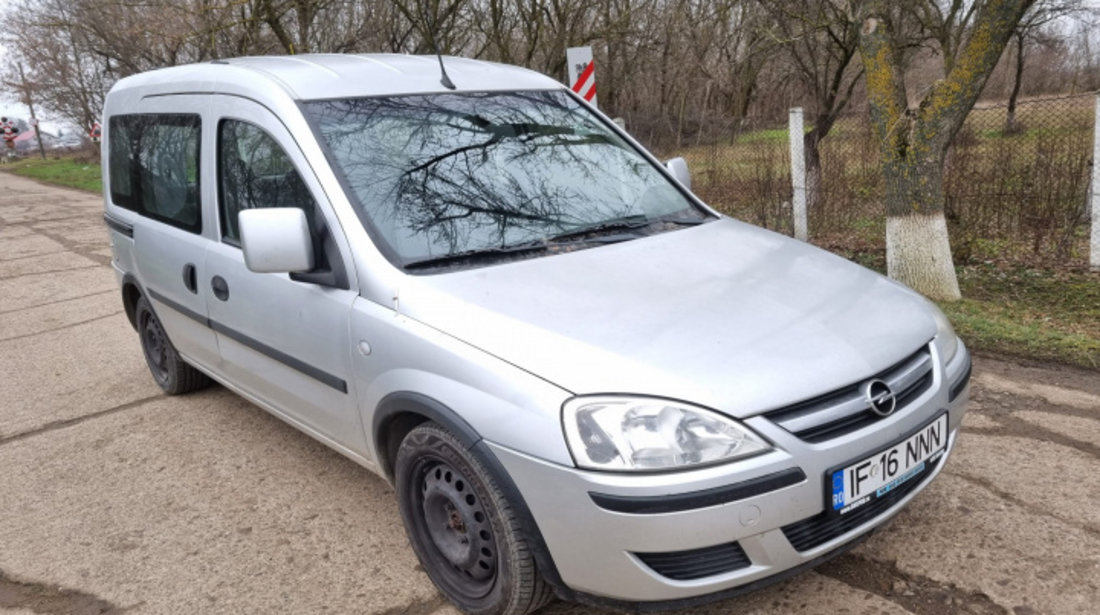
[566,47,597,108]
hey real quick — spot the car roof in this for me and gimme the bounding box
[107,54,564,103]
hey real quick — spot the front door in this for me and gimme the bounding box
[203,97,362,452]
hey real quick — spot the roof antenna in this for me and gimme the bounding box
[435,52,456,90]
[423,1,456,90]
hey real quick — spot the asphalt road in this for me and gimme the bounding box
[1,171,1098,615]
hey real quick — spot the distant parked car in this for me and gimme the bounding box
[52,133,85,150]
[102,54,971,615]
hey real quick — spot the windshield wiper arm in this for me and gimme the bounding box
[544,216,651,243]
[545,215,708,244]
[403,243,549,271]
[404,215,712,271]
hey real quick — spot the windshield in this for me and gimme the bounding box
[304,90,710,270]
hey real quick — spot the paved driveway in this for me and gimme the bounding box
[1,171,1097,614]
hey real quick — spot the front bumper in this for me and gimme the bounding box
[488,343,971,603]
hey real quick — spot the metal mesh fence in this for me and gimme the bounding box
[945,94,1093,265]
[644,92,1097,268]
[645,117,795,235]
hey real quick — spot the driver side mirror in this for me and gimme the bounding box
[665,157,691,191]
[239,208,314,274]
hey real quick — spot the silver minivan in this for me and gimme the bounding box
[102,54,971,614]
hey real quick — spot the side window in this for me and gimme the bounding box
[108,114,201,233]
[107,121,132,204]
[218,120,318,244]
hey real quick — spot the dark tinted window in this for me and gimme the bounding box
[218,120,317,244]
[108,114,201,233]
[107,121,132,203]
[304,91,706,267]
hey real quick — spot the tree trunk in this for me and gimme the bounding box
[859,0,1032,301]
[805,149,822,216]
[1004,33,1025,136]
[804,132,823,218]
[259,0,296,54]
[882,155,961,299]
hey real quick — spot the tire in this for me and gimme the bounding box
[134,296,210,395]
[395,423,553,615]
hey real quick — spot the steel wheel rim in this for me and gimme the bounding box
[417,461,498,598]
[140,311,169,382]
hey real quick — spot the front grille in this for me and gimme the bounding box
[765,344,934,443]
[781,455,941,552]
[635,542,751,580]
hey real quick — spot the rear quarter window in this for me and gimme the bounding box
[108,114,202,233]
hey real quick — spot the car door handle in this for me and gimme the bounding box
[211,275,229,301]
[182,263,197,294]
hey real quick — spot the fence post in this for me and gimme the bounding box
[1091,93,1100,271]
[789,107,808,241]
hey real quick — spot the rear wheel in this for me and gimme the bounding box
[135,296,210,395]
[395,423,552,615]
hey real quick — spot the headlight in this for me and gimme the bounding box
[928,303,959,364]
[562,396,772,472]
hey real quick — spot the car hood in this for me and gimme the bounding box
[396,218,936,417]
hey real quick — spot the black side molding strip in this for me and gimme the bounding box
[589,467,807,515]
[209,320,347,393]
[147,288,208,325]
[948,353,972,403]
[146,288,347,394]
[103,213,134,238]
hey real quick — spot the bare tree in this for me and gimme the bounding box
[574,1,778,143]
[762,0,864,218]
[858,0,1036,300]
[712,2,774,119]
[3,0,115,131]
[1002,0,1086,134]
[471,0,599,77]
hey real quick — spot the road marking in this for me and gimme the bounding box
[0,263,103,282]
[0,310,122,343]
[0,394,162,447]
[0,289,115,315]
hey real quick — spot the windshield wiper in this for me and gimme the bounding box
[657,216,711,227]
[403,216,712,271]
[403,243,549,271]
[545,214,708,244]
[543,216,651,243]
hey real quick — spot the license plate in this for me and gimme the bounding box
[829,413,948,515]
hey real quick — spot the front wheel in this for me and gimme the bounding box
[395,423,552,615]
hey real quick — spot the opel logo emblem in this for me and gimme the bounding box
[863,379,896,417]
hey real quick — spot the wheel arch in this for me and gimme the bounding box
[372,391,572,600]
[120,273,145,330]
[373,392,483,484]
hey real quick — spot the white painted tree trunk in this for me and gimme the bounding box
[886,213,962,301]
